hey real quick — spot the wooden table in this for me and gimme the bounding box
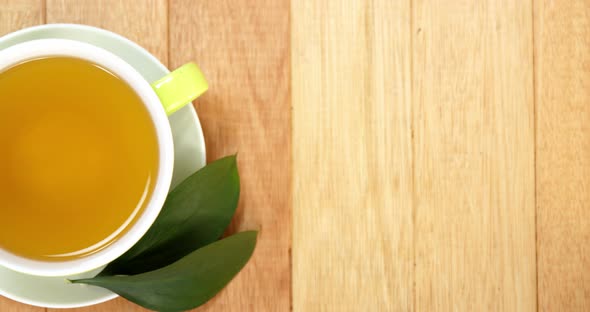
[0,0,588,311]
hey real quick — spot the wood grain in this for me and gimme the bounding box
[46,0,168,63]
[1,1,590,311]
[412,0,537,311]
[170,1,291,311]
[535,0,590,310]
[292,1,413,311]
[45,1,167,311]
[0,2,46,311]
[0,0,44,37]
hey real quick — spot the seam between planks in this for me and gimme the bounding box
[289,2,294,311]
[42,0,46,24]
[409,0,416,311]
[166,0,170,67]
[531,0,539,311]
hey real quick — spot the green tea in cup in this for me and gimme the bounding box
[0,38,207,277]
[0,57,159,261]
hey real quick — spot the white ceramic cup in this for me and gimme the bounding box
[0,39,206,277]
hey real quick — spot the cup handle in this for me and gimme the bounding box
[151,63,208,116]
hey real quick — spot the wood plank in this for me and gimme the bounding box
[46,0,167,63]
[535,0,590,310]
[412,0,537,311]
[170,1,291,311]
[292,1,413,310]
[0,297,46,311]
[45,1,167,311]
[0,3,47,312]
[0,0,44,37]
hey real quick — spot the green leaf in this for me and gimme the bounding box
[101,155,240,276]
[72,231,257,312]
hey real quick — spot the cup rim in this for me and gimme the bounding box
[0,38,174,277]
